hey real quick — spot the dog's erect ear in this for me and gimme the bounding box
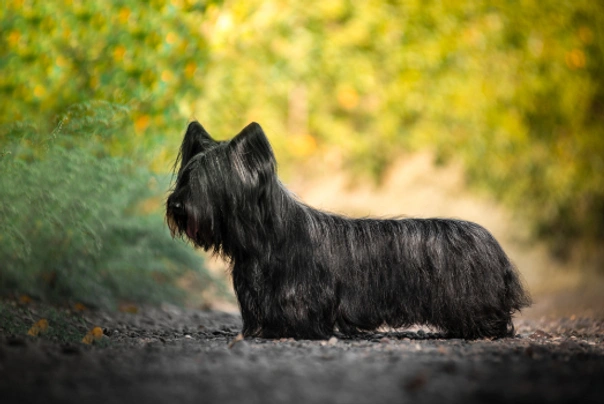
[228,122,276,182]
[178,121,216,165]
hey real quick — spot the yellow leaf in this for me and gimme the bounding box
[91,327,103,338]
[134,115,150,133]
[118,7,131,24]
[119,303,139,313]
[73,302,87,312]
[56,55,68,68]
[27,326,40,337]
[19,294,32,304]
[81,334,95,344]
[113,45,127,62]
[160,70,174,83]
[82,326,104,344]
[27,319,49,336]
[336,85,360,110]
[565,49,586,69]
[166,31,178,45]
[290,134,317,158]
[184,62,197,78]
[33,85,46,98]
[36,319,49,332]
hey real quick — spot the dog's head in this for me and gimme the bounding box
[166,121,276,251]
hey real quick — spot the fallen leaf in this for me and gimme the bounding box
[91,327,103,338]
[19,295,32,304]
[119,303,139,313]
[27,319,49,337]
[37,319,49,332]
[81,334,95,345]
[82,326,105,344]
[73,303,87,312]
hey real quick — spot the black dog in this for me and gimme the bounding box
[166,121,531,339]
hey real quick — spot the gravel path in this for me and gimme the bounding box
[1,305,603,404]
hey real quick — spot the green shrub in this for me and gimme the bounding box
[0,102,220,308]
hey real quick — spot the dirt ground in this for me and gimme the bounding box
[1,304,603,404]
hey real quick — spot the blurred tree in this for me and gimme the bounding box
[0,0,218,164]
[1,0,603,263]
[194,0,604,262]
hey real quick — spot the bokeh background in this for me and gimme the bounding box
[1,0,603,317]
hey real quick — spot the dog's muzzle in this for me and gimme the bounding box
[167,198,184,215]
[166,197,186,236]
[166,197,200,242]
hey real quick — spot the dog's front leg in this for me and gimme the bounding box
[232,261,263,337]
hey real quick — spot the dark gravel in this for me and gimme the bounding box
[1,305,602,404]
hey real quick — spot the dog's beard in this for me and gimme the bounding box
[166,211,183,238]
[185,218,198,240]
[167,207,216,251]
[166,207,197,241]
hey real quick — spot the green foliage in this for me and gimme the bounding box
[1,0,603,259]
[0,0,219,164]
[0,301,28,336]
[193,0,604,258]
[0,103,218,308]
